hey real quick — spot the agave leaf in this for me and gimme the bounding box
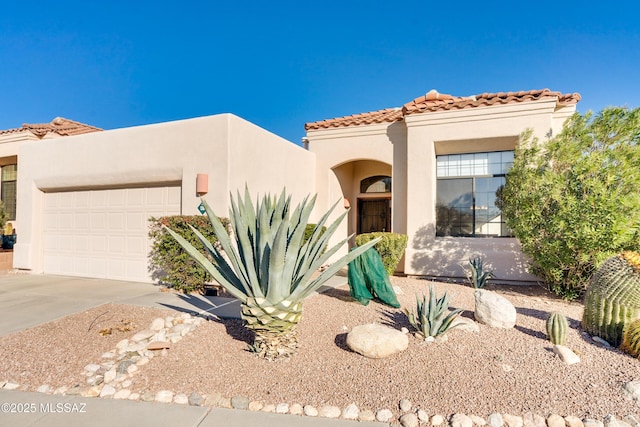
[230,193,261,294]
[291,236,380,301]
[162,225,248,302]
[201,199,253,289]
[187,224,253,296]
[266,214,290,302]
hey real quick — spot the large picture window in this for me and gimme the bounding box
[1,164,17,221]
[436,151,512,237]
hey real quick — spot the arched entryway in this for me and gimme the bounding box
[331,160,392,238]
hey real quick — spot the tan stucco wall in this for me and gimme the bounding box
[306,123,394,257]
[13,114,316,273]
[403,99,575,282]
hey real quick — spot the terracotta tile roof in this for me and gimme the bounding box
[402,88,581,115]
[305,89,581,131]
[0,117,102,138]
[304,108,403,131]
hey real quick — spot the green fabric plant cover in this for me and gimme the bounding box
[347,247,400,308]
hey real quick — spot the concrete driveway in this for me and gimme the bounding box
[0,274,241,336]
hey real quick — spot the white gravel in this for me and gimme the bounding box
[1,277,640,419]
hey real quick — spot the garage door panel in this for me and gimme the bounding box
[43,186,181,282]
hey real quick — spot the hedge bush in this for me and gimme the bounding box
[355,232,408,276]
[148,215,230,293]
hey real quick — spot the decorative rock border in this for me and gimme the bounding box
[1,314,639,426]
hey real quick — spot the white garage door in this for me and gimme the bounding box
[43,186,181,282]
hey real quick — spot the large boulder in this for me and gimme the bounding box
[474,289,517,328]
[346,323,408,359]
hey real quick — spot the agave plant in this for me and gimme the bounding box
[163,188,379,360]
[404,285,463,339]
[467,256,493,289]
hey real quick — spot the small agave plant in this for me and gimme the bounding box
[404,285,463,339]
[164,188,379,360]
[468,256,493,289]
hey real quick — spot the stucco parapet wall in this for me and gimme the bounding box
[306,122,392,140]
[33,168,183,192]
[0,133,40,143]
[403,98,559,127]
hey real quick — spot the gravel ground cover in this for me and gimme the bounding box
[1,276,639,420]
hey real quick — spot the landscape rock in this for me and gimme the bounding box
[261,404,275,412]
[547,414,567,427]
[488,412,505,427]
[174,393,188,405]
[155,390,174,403]
[141,391,155,402]
[399,398,412,412]
[470,415,487,426]
[289,403,303,415]
[565,415,584,427]
[346,323,409,359]
[432,414,445,426]
[188,392,202,406]
[113,389,131,400]
[376,409,394,423]
[99,384,116,398]
[583,419,604,427]
[319,405,341,418]
[553,345,581,365]
[360,409,376,421]
[503,414,524,427]
[131,329,155,342]
[248,401,263,411]
[36,384,52,394]
[474,289,517,328]
[592,336,612,347]
[231,395,250,410]
[275,403,289,414]
[342,403,359,420]
[623,380,640,404]
[417,409,429,423]
[451,316,481,333]
[150,317,165,331]
[400,413,419,427]
[625,415,640,427]
[3,382,20,390]
[303,405,318,417]
[451,413,474,427]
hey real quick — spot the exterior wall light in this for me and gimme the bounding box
[196,173,208,196]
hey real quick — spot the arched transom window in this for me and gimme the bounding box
[360,175,391,193]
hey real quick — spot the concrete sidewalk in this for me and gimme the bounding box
[0,390,384,427]
[0,273,385,426]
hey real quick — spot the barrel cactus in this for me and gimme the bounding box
[546,312,568,345]
[621,319,640,358]
[582,252,640,347]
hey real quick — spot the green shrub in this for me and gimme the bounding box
[0,201,6,234]
[355,232,408,276]
[304,224,326,245]
[497,107,640,300]
[148,215,230,293]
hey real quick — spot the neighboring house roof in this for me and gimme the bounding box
[0,117,102,138]
[305,88,581,131]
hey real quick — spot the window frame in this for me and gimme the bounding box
[435,151,512,237]
[1,164,17,221]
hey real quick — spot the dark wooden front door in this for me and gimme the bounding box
[358,199,391,234]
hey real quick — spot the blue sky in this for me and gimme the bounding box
[1,1,638,144]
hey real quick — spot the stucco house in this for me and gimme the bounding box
[304,88,580,283]
[0,88,580,284]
